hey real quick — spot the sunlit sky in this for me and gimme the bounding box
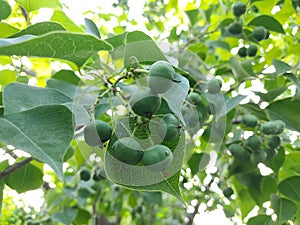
[3,0,298,224]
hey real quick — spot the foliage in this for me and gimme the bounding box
[0,0,299,224]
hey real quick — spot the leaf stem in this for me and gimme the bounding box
[0,157,33,179]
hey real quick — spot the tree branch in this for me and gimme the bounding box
[186,203,200,225]
[0,157,33,179]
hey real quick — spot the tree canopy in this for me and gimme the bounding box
[0,0,299,224]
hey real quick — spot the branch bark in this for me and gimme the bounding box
[186,203,200,225]
[0,157,33,179]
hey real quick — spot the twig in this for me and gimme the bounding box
[0,157,33,179]
[181,28,219,50]
[186,203,200,225]
[147,206,155,225]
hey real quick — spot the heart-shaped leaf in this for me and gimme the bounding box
[278,176,300,201]
[3,82,90,126]
[104,117,185,201]
[0,105,74,179]
[0,31,112,67]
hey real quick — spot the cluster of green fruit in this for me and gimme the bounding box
[83,61,182,173]
[181,78,221,133]
[227,2,269,57]
[80,168,106,182]
[228,114,285,165]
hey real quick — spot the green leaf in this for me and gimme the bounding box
[0,105,74,179]
[51,10,83,32]
[0,31,112,67]
[127,172,183,202]
[3,83,70,114]
[233,177,256,219]
[247,214,275,225]
[142,192,162,205]
[0,70,16,86]
[241,103,268,121]
[9,21,66,38]
[3,82,89,126]
[0,0,11,21]
[255,86,288,102]
[248,15,285,33]
[105,118,185,201]
[272,59,292,76]
[267,98,300,132]
[105,33,126,61]
[248,176,277,206]
[16,0,62,12]
[274,0,296,24]
[284,73,300,100]
[84,18,101,39]
[46,79,96,106]
[264,147,285,173]
[52,207,77,225]
[164,73,190,124]
[188,153,210,176]
[73,208,91,225]
[271,194,298,224]
[185,9,199,26]
[217,95,246,120]
[206,40,230,51]
[278,176,300,202]
[52,69,80,85]
[229,57,254,81]
[0,22,19,38]
[105,32,126,48]
[4,160,43,193]
[124,31,166,66]
[0,160,8,213]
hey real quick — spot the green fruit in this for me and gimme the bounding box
[148,61,176,93]
[136,206,143,214]
[228,22,243,35]
[266,148,278,160]
[267,135,281,149]
[80,169,91,181]
[155,98,172,115]
[260,120,285,135]
[232,2,246,17]
[251,5,259,12]
[187,92,203,106]
[130,88,161,117]
[264,30,270,39]
[109,137,144,165]
[245,135,263,150]
[158,114,180,141]
[142,145,173,172]
[207,78,221,94]
[228,144,245,156]
[84,120,112,146]
[223,187,234,198]
[93,169,105,181]
[238,47,247,57]
[78,187,91,198]
[247,44,258,57]
[242,114,258,128]
[250,150,267,165]
[252,26,266,41]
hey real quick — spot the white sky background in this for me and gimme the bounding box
[5,0,292,224]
